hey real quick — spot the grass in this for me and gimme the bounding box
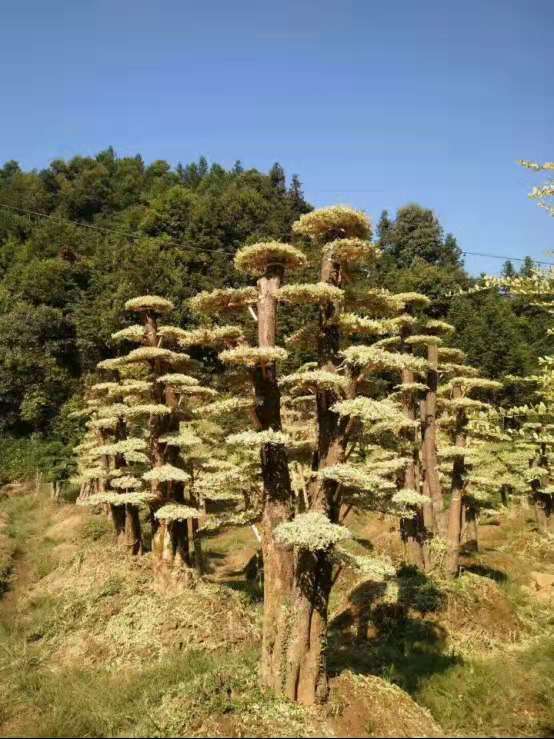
[1,646,262,737]
[1,487,553,737]
[416,636,554,737]
[0,490,313,738]
[81,515,113,543]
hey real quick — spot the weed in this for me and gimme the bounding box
[81,516,112,543]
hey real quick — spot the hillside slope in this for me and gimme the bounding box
[1,485,553,737]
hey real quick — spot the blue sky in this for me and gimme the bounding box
[1,0,552,274]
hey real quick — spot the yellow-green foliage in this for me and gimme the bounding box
[178,325,244,348]
[154,504,201,521]
[280,369,349,393]
[293,205,371,242]
[395,291,432,308]
[234,241,307,276]
[341,345,429,374]
[124,295,174,314]
[274,512,351,551]
[188,287,257,315]
[126,403,171,418]
[322,237,378,264]
[125,346,190,364]
[219,345,288,367]
[277,282,344,305]
[111,325,145,343]
[226,429,289,447]
[194,397,253,417]
[143,464,191,483]
[157,373,199,386]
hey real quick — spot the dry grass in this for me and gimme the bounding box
[1,488,553,737]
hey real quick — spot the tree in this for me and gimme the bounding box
[519,159,554,217]
[520,256,536,277]
[380,203,463,269]
[74,295,253,578]
[485,268,554,534]
[185,207,454,703]
[502,260,516,278]
[438,374,502,576]
[0,150,312,438]
[269,162,286,194]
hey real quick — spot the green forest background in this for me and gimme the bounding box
[0,148,550,481]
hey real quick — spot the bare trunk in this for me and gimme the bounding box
[253,265,296,695]
[422,344,446,535]
[533,492,552,535]
[446,398,466,577]
[110,504,126,545]
[280,550,332,704]
[124,504,143,555]
[190,518,204,574]
[152,519,195,585]
[399,361,428,570]
[461,502,479,552]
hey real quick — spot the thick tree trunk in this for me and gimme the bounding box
[252,265,296,695]
[110,504,126,545]
[533,492,552,535]
[446,400,466,577]
[152,519,195,585]
[124,504,143,555]
[461,501,479,552]
[399,361,428,570]
[422,344,446,535]
[280,550,333,704]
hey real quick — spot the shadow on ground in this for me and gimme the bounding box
[328,566,460,694]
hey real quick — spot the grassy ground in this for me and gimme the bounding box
[0,486,553,737]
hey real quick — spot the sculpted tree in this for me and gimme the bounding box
[72,361,155,553]
[519,159,554,217]
[187,207,440,704]
[74,295,250,580]
[437,373,502,576]
[113,295,228,583]
[485,269,554,534]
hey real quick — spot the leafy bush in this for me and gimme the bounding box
[0,435,74,485]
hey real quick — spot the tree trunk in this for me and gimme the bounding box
[462,501,479,552]
[124,504,143,555]
[533,492,552,535]
[110,504,126,545]
[399,361,428,570]
[422,343,446,535]
[279,550,332,704]
[446,398,466,577]
[190,518,204,574]
[400,512,427,570]
[152,519,195,585]
[252,265,296,695]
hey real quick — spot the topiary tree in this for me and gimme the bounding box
[72,362,155,553]
[111,295,215,583]
[186,210,442,704]
[519,159,554,217]
[484,269,554,534]
[437,373,502,576]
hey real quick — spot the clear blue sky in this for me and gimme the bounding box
[1,0,552,274]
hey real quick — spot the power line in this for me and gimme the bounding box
[0,202,227,258]
[461,251,554,266]
[1,200,553,267]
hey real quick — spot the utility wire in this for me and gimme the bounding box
[0,202,226,258]
[1,200,553,266]
[461,251,554,267]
